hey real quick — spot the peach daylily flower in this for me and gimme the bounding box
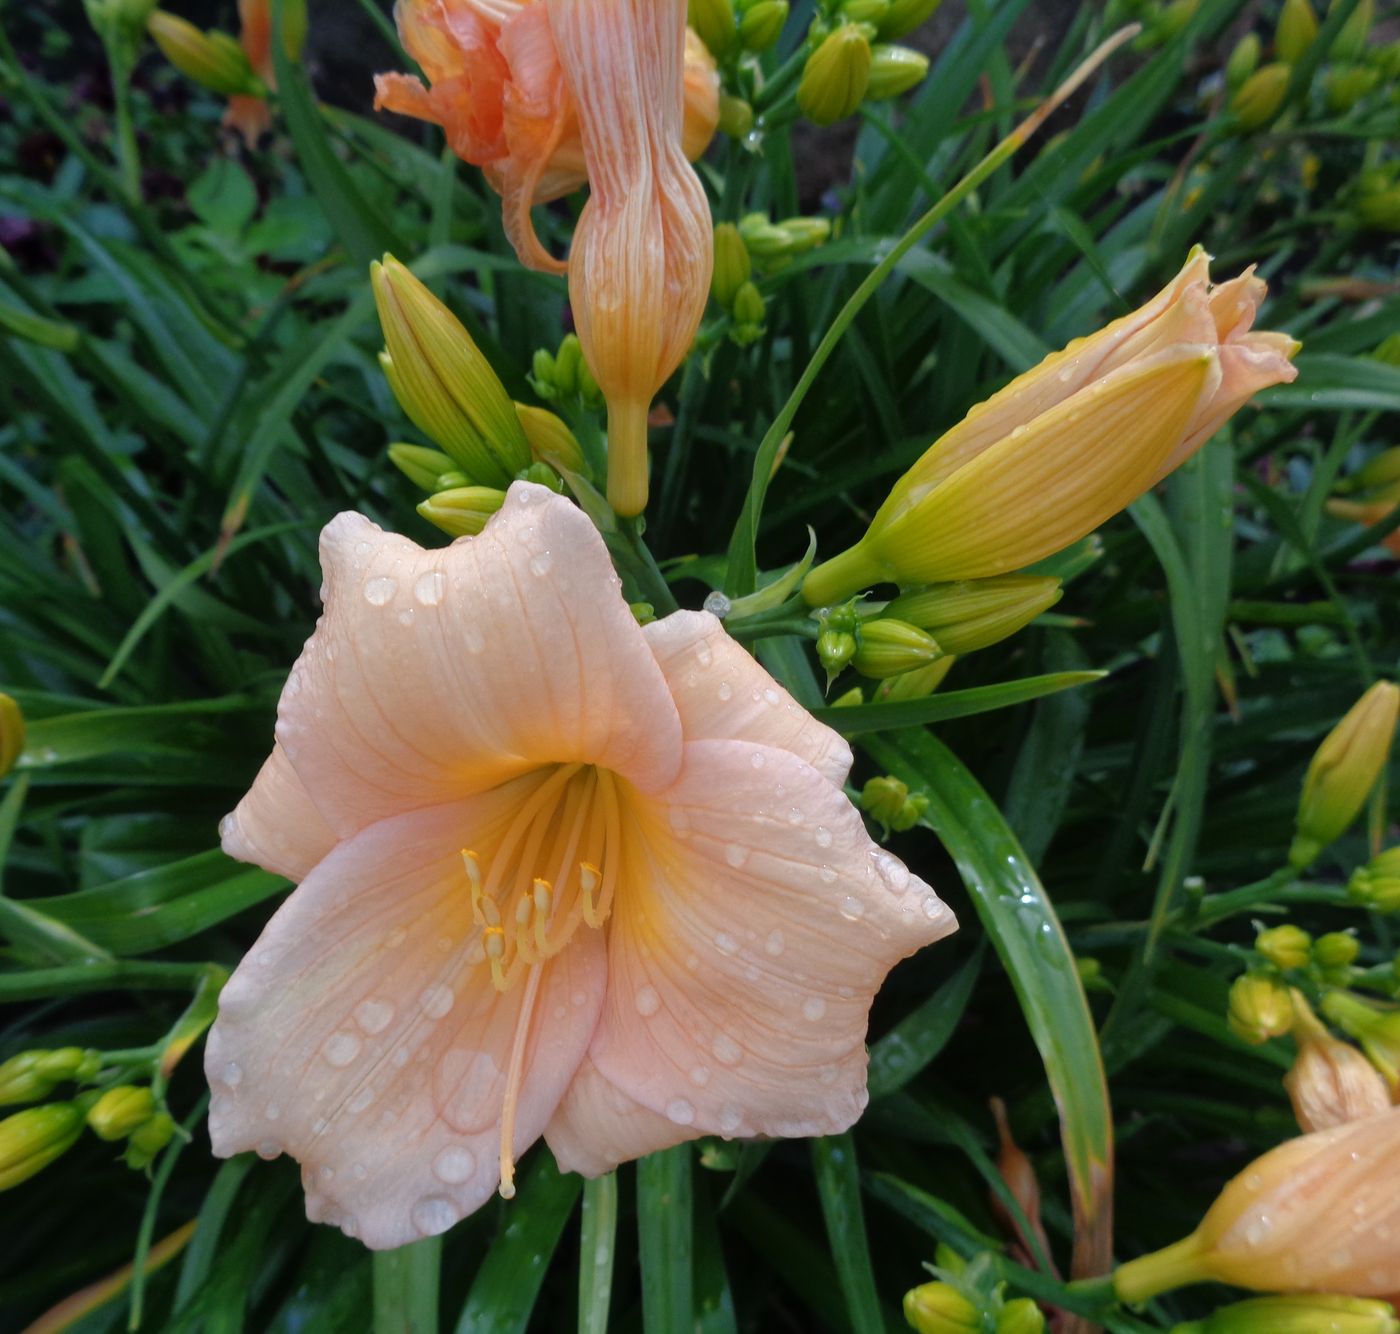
[205,483,955,1249]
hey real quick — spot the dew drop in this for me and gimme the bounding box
[689,1065,712,1087]
[750,751,765,769]
[703,591,731,618]
[364,576,397,606]
[666,1098,696,1125]
[921,894,944,919]
[347,1087,375,1114]
[1242,1211,1273,1246]
[421,986,455,1020]
[218,814,236,840]
[412,1196,459,1237]
[634,985,661,1017]
[223,1061,243,1088]
[819,865,838,884]
[392,1047,411,1067]
[814,825,833,848]
[694,641,713,668]
[839,896,865,921]
[324,1032,362,1067]
[414,570,445,606]
[256,1141,280,1160]
[787,807,803,825]
[725,844,749,868]
[714,931,739,955]
[803,997,827,1021]
[397,608,415,627]
[717,681,733,702]
[872,850,911,893]
[764,929,785,957]
[529,552,553,576]
[264,1103,281,1121]
[432,1146,476,1185]
[718,1104,743,1134]
[712,1033,742,1065]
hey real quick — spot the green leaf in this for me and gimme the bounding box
[188,159,259,237]
[867,948,983,1100]
[810,1135,885,1334]
[578,1173,617,1334]
[638,1146,694,1334]
[374,1238,441,1334]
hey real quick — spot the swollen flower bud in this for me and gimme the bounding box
[147,11,263,96]
[1350,847,1400,913]
[372,256,531,487]
[417,487,508,539]
[0,1103,86,1190]
[1314,932,1360,968]
[874,656,957,703]
[1226,31,1262,89]
[1228,973,1293,1045]
[1113,1107,1400,1301]
[717,94,754,137]
[87,1086,155,1141]
[1172,1295,1400,1334]
[712,223,752,309]
[903,1281,981,1334]
[886,576,1062,656]
[1321,992,1400,1090]
[514,405,589,478]
[1256,923,1312,970]
[0,693,24,778]
[0,1049,100,1107]
[996,1299,1046,1334]
[689,0,737,58]
[853,620,942,678]
[877,0,945,39]
[1326,64,1380,113]
[1332,0,1373,59]
[387,444,459,493]
[1275,0,1319,62]
[798,25,873,126]
[738,0,788,52]
[1289,681,1400,868]
[816,628,858,679]
[1231,63,1291,130]
[1284,992,1390,1132]
[860,775,928,833]
[866,45,929,99]
[125,1111,176,1170]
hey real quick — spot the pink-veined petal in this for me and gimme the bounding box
[643,610,853,787]
[268,484,682,842]
[205,789,607,1249]
[587,741,955,1142]
[220,742,337,883]
[544,1056,695,1177]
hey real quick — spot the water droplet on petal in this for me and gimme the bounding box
[421,986,454,1020]
[412,1196,459,1237]
[714,931,739,955]
[689,1065,711,1087]
[803,997,827,1021]
[725,844,749,868]
[872,850,911,893]
[750,751,765,769]
[397,608,415,627]
[764,930,785,957]
[218,814,236,840]
[819,866,837,884]
[717,681,733,701]
[921,894,943,919]
[529,552,553,576]
[666,1098,696,1125]
[265,1103,281,1121]
[432,1146,476,1185]
[634,985,661,1017]
[223,1061,243,1087]
[814,826,833,848]
[712,1033,742,1065]
[257,1140,280,1160]
[695,641,712,668]
[839,896,864,920]
[324,1032,361,1067]
[364,576,397,606]
[347,1087,375,1114]
[718,1105,742,1134]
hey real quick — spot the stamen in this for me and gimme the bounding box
[580,862,603,927]
[498,963,544,1201]
[461,850,485,924]
[532,880,552,955]
[484,924,507,990]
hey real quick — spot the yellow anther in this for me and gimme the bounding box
[481,896,502,929]
[483,925,505,957]
[580,862,603,927]
[462,849,486,923]
[532,880,553,955]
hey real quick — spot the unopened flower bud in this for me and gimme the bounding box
[629,602,655,626]
[996,1298,1046,1334]
[1331,0,1373,61]
[1276,0,1319,62]
[1256,923,1312,970]
[776,216,833,254]
[387,444,460,493]
[0,693,24,778]
[860,775,928,832]
[1290,681,1400,868]
[731,281,765,328]
[873,656,957,703]
[853,620,942,678]
[372,256,530,487]
[1226,32,1262,89]
[717,94,754,137]
[739,0,787,52]
[1352,447,1400,492]
[903,1281,981,1334]
[866,44,930,99]
[1321,992,1400,1090]
[876,0,945,39]
[1228,973,1293,1045]
[842,0,890,22]
[1314,932,1360,968]
[689,0,737,58]
[417,487,508,539]
[712,222,752,308]
[124,1111,175,1170]
[798,25,872,126]
[0,1048,100,1107]
[1175,1295,1400,1334]
[147,11,263,96]
[816,628,858,679]
[531,348,558,396]
[1284,992,1390,1132]
[1326,63,1380,112]
[0,1103,86,1190]
[887,576,1062,656]
[1350,848,1400,912]
[87,1086,155,1142]
[831,686,864,707]
[1355,186,1400,233]
[514,404,588,478]
[738,212,795,258]
[519,461,566,493]
[1231,63,1292,130]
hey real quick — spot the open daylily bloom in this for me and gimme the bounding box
[205,483,955,1249]
[803,250,1300,606]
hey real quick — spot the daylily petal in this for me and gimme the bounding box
[205,790,607,1249]
[643,610,853,788]
[220,742,336,883]
[272,485,683,840]
[586,740,955,1140]
[544,1055,693,1176]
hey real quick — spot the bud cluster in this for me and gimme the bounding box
[901,1248,1046,1334]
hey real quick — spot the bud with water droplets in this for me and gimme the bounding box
[1226,32,1261,90]
[1321,992,1400,1091]
[1290,681,1400,868]
[866,45,929,99]
[853,620,942,678]
[372,256,531,487]
[1231,63,1291,130]
[689,0,737,57]
[515,404,588,478]
[903,1281,981,1334]
[1256,923,1311,970]
[1112,1106,1400,1302]
[417,486,508,539]
[0,694,24,779]
[1284,992,1390,1132]
[1276,0,1319,62]
[739,0,787,52]
[798,25,873,126]
[877,0,945,39]
[147,11,264,96]
[886,576,1062,656]
[1171,1295,1400,1334]
[1350,847,1400,913]
[718,93,754,137]
[0,1102,87,1191]
[712,222,751,309]
[816,628,858,680]
[1228,972,1293,1044]
[87,1086,155,1141]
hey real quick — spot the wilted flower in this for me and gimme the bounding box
[224,0,306,146]
[1283,992,1390,1133]
[1113,1107,1400,1302]
[802,250,1298,605]
[206,484,955,1248]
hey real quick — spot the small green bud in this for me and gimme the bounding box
[87,1086,155,1141]
[388,443,461,493]
[738,212,795,258]
[903,1281,981,1334]
[417,486,508,539]
[1314,931,1360,968]
[731,281,765,328]
[0,693,25,779]
[996,1298,1047,1334]
[1276,0,1319,63]
[816,628,858,678]
[531,348,558,398]
[1331,0,1373,61]
[852,619,942,678]
[886,576,1062,656]
[514,403,588,478]
[689,0,737,58]
[1226,31,1262,89]
[1256,923,1312,970]
[1228,972,1294,1044]
[1231,62,1292,130]
[876,0,944,39]
[797,25,872,126]
[775,216,832,253]
[519,461,566,493]
[738,0,787,51]
[0,1103,86,1190]
[629,602,655,626]
[1326,63,1380,112]
[124,1111,175,1170]
[717,94,754,137]
[0,1048,102,1106]
[866,44,929,99]
[873,656,957,703]
[861,775,923,832]
[1356,185,1400,232]
[831,686,865,707]
[712,222,752,309]
[932,1243,966,1276]
[553,334,583,399]
[1349,847,1400,912]
[842,0,890,23]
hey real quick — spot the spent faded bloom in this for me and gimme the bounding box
[206,484,955,1248]
[1113,1106,1400,1304]
[802,250,1299,606]
[223,0,305,146]
[1283,992,1391,1133]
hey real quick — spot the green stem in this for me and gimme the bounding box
[802,542,890,608]
[109,40,142,204]
[372,1239,442,1334]
[726,613,819,643]
[0,961,214,1002]
[578,1173,618,1334]
[613,517,679,616]
[1111,1234,1209,1306]
[1171,865,1301,929]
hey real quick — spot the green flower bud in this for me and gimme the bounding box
[866,44,930,98]
[1177,1294,1400,1334]
[1349,847,1400,912]
[1231,62,1292,129]
[717,94,754,137]
[0,693,25,779]
[996,1298,1047,1334]
[1374,336,1400,370]
[1228,972,1294,1044]
[903,1281,981,1334]
[124,1112,175,1170]
[0,1103,86,1191]
[852,619,942,678]
[876,0,945,40]
[1226,32,1262,89]
[514,403,589,478]
[417,486,508,539]
[1320,991,1400,1090]
[873,656,957,703]
[519,461,566,493]
[1331,0,1373,61]
[831,686,865,707]
[629,602,655,626]
[859,775,925,830]
[886,575,1062,656]
[1314,932,1360,968]
[531,348,559,398]
[553,334,583,399]
[1256,923,1312,970]
[147,12,263,96]
[797,25,872,126]
[0,1049,101,1107]
[1276,0,1319,63]
[1351,446,1400,491]
[712,222,752,308]
[388,443,461,493]
[738,212,795,258]
[1356,186,1400,232]
[842,0,890,23]
[1326,63,1380,112]
[87,1086,155,1142]
[775,216,833,253]
[816,628,858,678]
[732,281,765,327]
[738,0,787,52]
[689,0,738,58]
